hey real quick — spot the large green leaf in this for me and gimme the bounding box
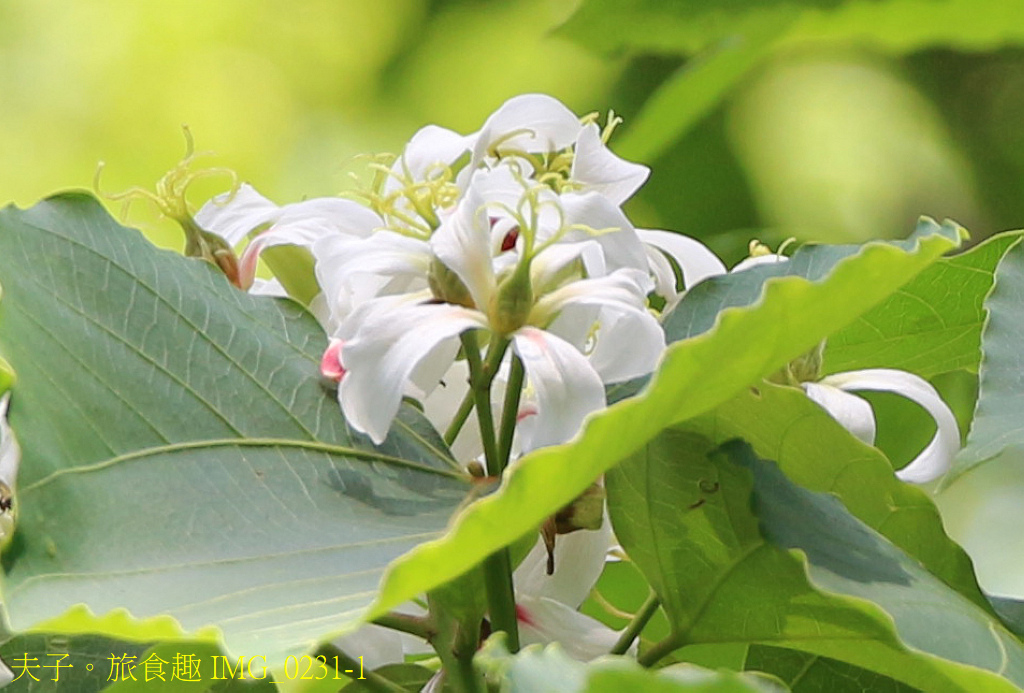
[744,645,920,692]
[606,435,1024,692]
[825,232,1024,378]
[559,0,1024,56]
[0,194,468,663]
[950,239,1024,481]
[686,383,987,609]
[370,223,960,620]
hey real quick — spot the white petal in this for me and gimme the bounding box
[637,229,727,290]
[571,123,650,205]
[732,253,788,272]
[431,175,497,309]
[516,597,626,660]
[512,328,605,450]
[195,183,279,246]
[559,193,648,273]
[339,303,487,443]
[821,369,960,484]
[0,395,18,490]
[535,270,664,383]
[473,94,582,164]
[248,277,288,298]
[803,382,876,445]
[515,518,614,608]
[388,124,473,191]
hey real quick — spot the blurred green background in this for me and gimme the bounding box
[3,0,1024,594]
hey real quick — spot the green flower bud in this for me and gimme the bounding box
[488,257,534,335]
[428,256,475,308]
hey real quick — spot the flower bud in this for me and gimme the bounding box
[427,256,475,308]
[488,257,534,335]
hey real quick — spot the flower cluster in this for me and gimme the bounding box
[197,94,725,456]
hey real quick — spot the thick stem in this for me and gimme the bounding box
[610,592,660,655]
[429,596,485,693]
[496,354,525,466]
[460,330,520,652]
[637,633,683,668]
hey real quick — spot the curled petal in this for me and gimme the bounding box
[819,369,960,484]
[0,395,19,490]
[558,192,648,274]
[339,303,487,443]
[803,382,876,445]
[512,328,605,451]
[571,123,650,205]
[636,229,727,291]
[387,125,473,192]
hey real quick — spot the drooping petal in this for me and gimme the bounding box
[0,394,19,491]
[636,229,727,290]
[571,123,650,206]
[516,597,626,660]
[511,328,605,450]
[339,302,487,443]
[514,519,614,608]
[820,369,960,484]
[803,382,876,445]
[195,183,279,246]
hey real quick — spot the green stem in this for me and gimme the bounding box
[637,633,682,668]
[372,611,435,642]
[429,595,484,693]
[460,329,520,653]
[610,591,660,655]
[314,644,406,693]
[496,354,525,467]
[444,387,476,447]
[454,617,485,693]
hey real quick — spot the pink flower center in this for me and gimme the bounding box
[320,339,347,381]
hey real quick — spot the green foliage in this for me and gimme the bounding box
[607,436,1024,692]
[370,220,960,621]
[0,194,468,664]
[952,239,1024,479]
[826,233,1024,378]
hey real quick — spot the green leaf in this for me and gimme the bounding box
[950,239,1024,481]
[607,434,1024,692]
[478,640,782,693]
[744,645,920,693]
[825,232,1024,378]
[343,663,434,692]
[0,194,468,664]
[0,632,150,692]
[559,0,1024,56]
[686,383,987,609]
[615,13,794,164]
[370,223,960,623]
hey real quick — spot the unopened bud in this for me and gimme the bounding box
[428,257,475,308]
[489,257,533,335]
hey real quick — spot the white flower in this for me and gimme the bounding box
[512,520,628,661]
[327,170,665,446]
[804,369,960,483]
